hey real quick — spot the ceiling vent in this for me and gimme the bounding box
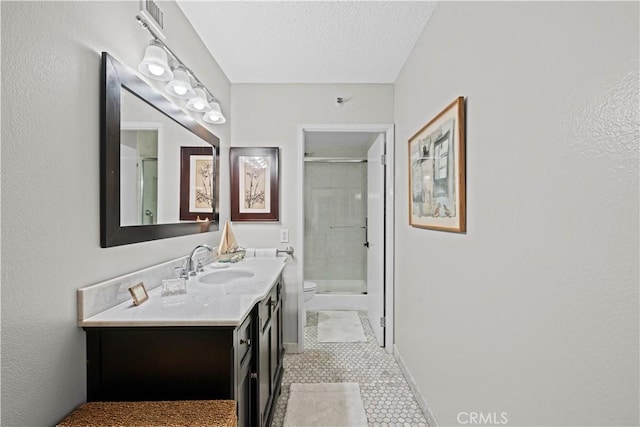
[140,0,166,40]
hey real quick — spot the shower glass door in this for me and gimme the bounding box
[140,158,158,225]
[304,161,367,294]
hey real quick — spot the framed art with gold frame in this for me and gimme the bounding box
[408,96,466,232]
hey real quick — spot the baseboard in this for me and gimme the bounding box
[284,342,300,353]
[393,344,439,427]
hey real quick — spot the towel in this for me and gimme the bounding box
[256,248,278,257]
[241,248,277,257]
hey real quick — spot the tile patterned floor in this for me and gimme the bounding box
[271,311,429,427]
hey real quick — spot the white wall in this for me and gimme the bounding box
[1,1,230,425]
[230,84,393,345]
[394,2,639,426]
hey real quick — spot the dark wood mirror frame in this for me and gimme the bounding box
[100,52,220,247]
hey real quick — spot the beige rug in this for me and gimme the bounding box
[317,310,367,342]
[283,383,368,427]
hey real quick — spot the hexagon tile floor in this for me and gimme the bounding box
[270,310,429,427]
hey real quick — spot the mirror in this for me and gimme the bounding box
[101,52,220,247]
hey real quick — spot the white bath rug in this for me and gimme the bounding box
[283,382,368,427]
[317,310,366,343]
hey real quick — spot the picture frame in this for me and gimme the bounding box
[180,146,215,222]
[408,96,466,232]
[128,282,149,306]
[230,147,279,222]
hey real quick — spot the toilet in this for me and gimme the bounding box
[303,281,317,326]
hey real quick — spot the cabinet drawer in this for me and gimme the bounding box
[237,314,252,363]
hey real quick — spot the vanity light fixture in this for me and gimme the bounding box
[138,40,173,81]
[203,99,226,124]
[136,15,226,124]
[186,87,212,113]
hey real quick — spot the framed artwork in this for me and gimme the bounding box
[230,147,279,222]
[180,146,215,221]
[408,96,466,232]
[128,282,149,306]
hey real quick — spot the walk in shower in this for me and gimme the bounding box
[304,132,376,311]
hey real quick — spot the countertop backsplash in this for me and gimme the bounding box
[77,251,217,322]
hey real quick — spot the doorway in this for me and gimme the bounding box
[297,124,395,353]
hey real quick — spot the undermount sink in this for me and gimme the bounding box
[199,270,255,284]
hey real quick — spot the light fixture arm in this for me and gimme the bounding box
[136,15,221,105]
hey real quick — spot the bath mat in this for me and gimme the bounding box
[283,383,368,427]
[317,310,366,342]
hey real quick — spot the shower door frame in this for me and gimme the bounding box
[296,124,395,354]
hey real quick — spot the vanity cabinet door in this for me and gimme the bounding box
[235,312,254,427]
[237,347,252,427]
[270,280,283,387]
[258,315,272,426]
[256,276,285,427]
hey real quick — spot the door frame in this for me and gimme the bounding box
[296,123,395,354]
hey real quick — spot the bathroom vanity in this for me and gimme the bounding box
[78,258,286,427]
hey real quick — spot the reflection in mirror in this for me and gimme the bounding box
[119,88,215,225]
[179,146,214,221]
[121,124,159,225]
[101,52,220,247]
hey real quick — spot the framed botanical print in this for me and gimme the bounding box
[230,147,279,222]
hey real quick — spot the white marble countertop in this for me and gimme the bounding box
[79,257,286,328]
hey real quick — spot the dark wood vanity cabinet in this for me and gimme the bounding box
[257,279,284,427]
[84,277,284,427]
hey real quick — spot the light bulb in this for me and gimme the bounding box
[138,42,173,81]
[202,100,225,124]
[147,64,165,76]
[165,67,195,99]
[206,111,221,121]
[186,88,212,113]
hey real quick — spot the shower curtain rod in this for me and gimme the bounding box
[304,157,368,163]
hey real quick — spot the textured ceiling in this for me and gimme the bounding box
[176,1,437,84]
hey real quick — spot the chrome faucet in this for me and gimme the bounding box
[187,244,213,276]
